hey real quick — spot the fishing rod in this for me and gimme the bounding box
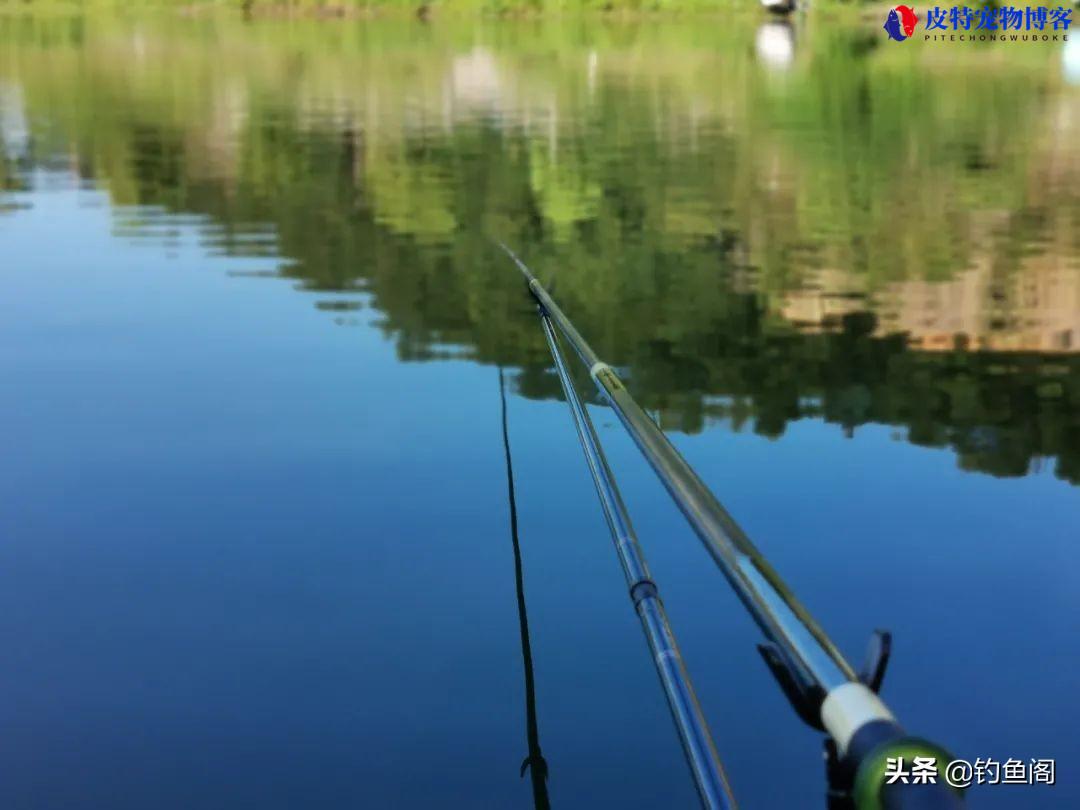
[499,242,964,810]
[539,313,736,810]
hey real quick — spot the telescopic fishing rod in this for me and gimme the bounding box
[539,312,736,810]
[498,242,965,810]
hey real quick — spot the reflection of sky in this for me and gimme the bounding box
[0,82,29,158]
[2,181,1079,808]
[755,22,796,72]
[1066,36,1080,86]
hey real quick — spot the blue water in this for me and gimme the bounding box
[3,15,1080,809]
[2,178,1077,808]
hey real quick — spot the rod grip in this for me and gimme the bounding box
[850,731,965,810]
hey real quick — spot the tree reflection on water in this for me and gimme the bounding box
[2,13,1078,481]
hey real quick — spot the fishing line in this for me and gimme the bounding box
[498,366,551,810]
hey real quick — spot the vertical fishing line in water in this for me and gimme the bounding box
[498,367,551,810]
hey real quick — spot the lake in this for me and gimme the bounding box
[1,10,1078,808]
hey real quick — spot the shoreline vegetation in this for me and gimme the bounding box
[7,1,1077,23]
[0,0,1076,23]
[0,0,747,16]
[1,2,1071,26]
[0,0,889,20]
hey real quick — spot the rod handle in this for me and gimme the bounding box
[851,735,965,810]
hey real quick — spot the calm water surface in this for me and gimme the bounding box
[1,13,1079,809]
